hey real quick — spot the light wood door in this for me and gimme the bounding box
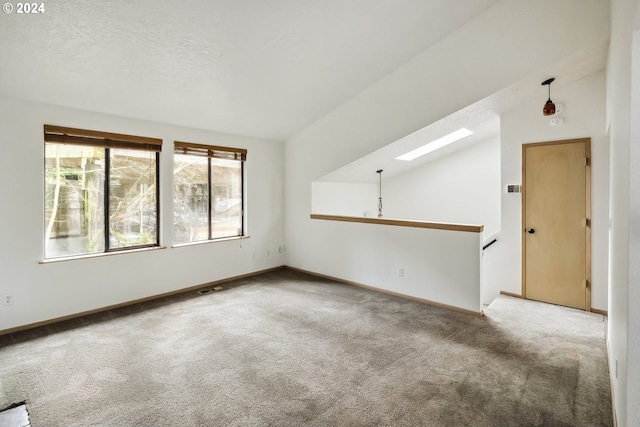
[522,139,590,310]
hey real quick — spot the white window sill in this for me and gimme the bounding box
[171,235,250,248]
[40,246,167,264]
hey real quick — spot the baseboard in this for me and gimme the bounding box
[284,266,484,317]
[1,264,488,335]
[0,266,286,336]
[498,292,608,316]
[500,291,523,298]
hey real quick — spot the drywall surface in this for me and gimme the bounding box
[311,182,377,217]
[0,96,285,331]
[305,218,483,313]
[609,0,640,424]
[382,137,500,236]
[627,25,640,425]
[311,137,499,235]
[498,71,609,312]
[308,139,498,313]
[310,136,500,306]
[628,27,640,427]
[286,0,608,311]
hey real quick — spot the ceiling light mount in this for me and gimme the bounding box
[542,78,556,116]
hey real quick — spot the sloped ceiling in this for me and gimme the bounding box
[0,0,498,141]
[319,41,609,183]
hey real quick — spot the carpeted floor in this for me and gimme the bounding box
[0,269,612,426]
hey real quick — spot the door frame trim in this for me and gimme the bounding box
[521,138,592,311]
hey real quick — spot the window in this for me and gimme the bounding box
[173,141,246,244]
[44,125,161,259]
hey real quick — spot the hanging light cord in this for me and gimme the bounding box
[377,169,383,218]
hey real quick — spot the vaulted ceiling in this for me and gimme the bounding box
[0,0,499,141]
[0,1,609,183]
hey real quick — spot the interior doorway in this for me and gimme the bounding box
[522,138,591,310]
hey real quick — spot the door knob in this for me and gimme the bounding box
[528,228,535,234]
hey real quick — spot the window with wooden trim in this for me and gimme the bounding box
[44,125,161,259]
[173,141,246,243]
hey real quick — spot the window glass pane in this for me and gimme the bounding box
[211,158,242,239]
[45,144,105,258]
[173,154,209,243]
[109,149,157,249]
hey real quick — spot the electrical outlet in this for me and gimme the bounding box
[266,249,270,257]
[279,245,285,254]
[398,267,404,277]
[3,294,14,306]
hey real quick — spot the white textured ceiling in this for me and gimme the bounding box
[0,0,499,141]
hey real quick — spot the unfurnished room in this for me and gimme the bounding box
[0,1,639,426]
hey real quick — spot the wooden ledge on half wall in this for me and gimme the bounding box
[310,214,484,233]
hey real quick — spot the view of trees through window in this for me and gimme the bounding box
[174,154,243,243]
[45,143,158,258]
[44,127,244,258]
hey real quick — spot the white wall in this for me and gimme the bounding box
[298,219,483,313]
[382,137,500,236]
[311,182,377,217]
[286,1,607,314]
[310,137,500,309]
[498,71,609,312]
[608,1,640,425]
[0,96,285,331]
[311,136,500,231]
[628,28,640,427]
[382,137,502,307]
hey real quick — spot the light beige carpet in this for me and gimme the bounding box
[0,269,612,426]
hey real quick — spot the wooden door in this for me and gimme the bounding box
[522,139,591,310]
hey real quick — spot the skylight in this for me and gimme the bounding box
[395,128,474,161]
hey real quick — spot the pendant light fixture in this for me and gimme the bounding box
[542,78,556,116]
[376,169,383,218]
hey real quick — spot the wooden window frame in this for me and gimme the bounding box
[174,141,246,161]
[44,125,162,259]
[173,141,246,243]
